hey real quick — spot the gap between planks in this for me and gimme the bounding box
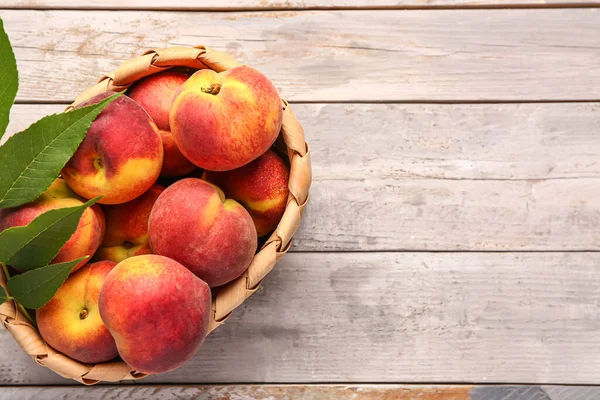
[2,2,600,12]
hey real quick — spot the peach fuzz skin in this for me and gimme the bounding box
[170,65,283,171]
[36,261,118,363]
[204,149,289,237]
[0,178,105,273]
[61,92,163,205]
[98,255,211,374]
[148,178,257,287]
[95,184,165,263]
[127,71,197,177]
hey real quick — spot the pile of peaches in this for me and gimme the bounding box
[0,66,290,374]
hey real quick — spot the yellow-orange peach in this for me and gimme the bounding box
[170,66,282,171]
[0,178,105,273]
[37,261,118,363]
[148,178,257,287]
[128,72,197,177]
[62,92,163,205]
[203,150,289,237]
[95,184,164,263]
[99,255,211,374]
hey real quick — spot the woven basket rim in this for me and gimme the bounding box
[0,44,312,385]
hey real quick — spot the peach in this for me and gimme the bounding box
[0,178,105,273]
[98,255,211,374]
[128,71,197,177]
[95,184,164,263]
[170,65,283,171]
[148,178,257,287]
[61,92,163,205]
[37,261,118,363]
[204,149,289,237]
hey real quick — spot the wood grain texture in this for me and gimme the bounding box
[2,0,600,10]
[3,252,600,384]
[1,385,600,400]
[7,103,600,251]
[3,9,600,102]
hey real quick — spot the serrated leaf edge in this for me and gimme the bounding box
[0,17,19,140]
[7,256,87,309]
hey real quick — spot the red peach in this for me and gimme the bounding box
[148,178,257,287]
[170,65,282,171]
[61,92,163,205]
[98,255,211,374]
[37,261,118,363]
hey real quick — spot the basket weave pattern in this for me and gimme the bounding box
[0,45,311,385]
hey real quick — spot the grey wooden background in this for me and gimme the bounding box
[1,0,600,398]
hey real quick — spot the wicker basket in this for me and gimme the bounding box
[0,45,311,385]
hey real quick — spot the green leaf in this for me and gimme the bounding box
[0,285,8,306]
[0,92,121,208]
[0,18,19,139]
[7,257,86,309]
[0,197,99,271]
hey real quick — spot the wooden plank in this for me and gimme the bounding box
[2,385,600,400]
[3,252,600,384]
[0,385,472,399]
[2,0,600,10]
[3,9,600,102]
[7,103,600,251]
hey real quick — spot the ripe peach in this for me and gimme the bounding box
[98,255,211,374]
[95,184,164,263]
[0,178,105,273]
[128,71,197,177]
[170,65,282,171]
[204,149,289,237]
[148,178,257,287]
[61,92,163,205]
[37,261,118,363]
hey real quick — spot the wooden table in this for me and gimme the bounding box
[1,1,600,398]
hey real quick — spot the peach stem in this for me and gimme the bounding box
[201,83,221,95]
